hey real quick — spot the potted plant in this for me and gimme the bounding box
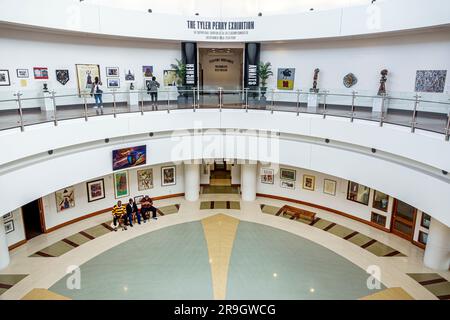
[170,59,186,96]
[258,61,273,97]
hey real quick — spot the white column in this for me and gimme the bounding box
[184,163,200,202]
[241,164,257,201]
[0,219,10,270]
[423,218,450,270]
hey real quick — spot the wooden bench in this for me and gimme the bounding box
[279,205,316,224]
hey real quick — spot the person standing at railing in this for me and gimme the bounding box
[90,76,104,115]
[146,76,160,111]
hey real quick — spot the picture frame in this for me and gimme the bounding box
[3,212,13,221]
[302,175,315,191]
[106,67,119,77]
[420,212,431,229]
[55,186,75,212]
[161,166,176,186]
[347,181,370,205]
[33,67,49,80]
[373,190,389,212]
[0,70,11,86]
[16,69,29,78]
[134,195,145,206]
[143,65,153,78]
[277,68,295,90]
[75,64,101,95]
[163,69,177,86]
[124,69,135,82]
[323,179,337,196]
[280,180,295,190]
[4,220,14,234]
[107,78,120,88]
[86,179,106,202]
[418,230,428,245]
[260,168,274,184]
[114,171,129,199]
[112,145,146,171]
[280,168,296,181]
[137,168,153,191]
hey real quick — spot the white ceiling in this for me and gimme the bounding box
[79,0,389,17]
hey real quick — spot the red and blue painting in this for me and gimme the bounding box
[113,145,147,171]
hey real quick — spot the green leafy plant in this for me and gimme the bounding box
[258,62,273,88]
[170,59,186,86]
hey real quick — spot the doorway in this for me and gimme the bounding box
[391,199,417,241]
[202,160,239,194]
[22,199,45,240]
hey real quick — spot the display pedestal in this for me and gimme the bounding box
[127,90,139,107]
[41,92,54,113]
[372,97,387,115]
[307,93,319,112]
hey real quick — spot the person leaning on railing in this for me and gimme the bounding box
[112,200,127,231]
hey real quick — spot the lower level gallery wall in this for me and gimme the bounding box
[4,208,26,248]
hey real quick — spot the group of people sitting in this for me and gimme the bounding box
[111,195,158,231]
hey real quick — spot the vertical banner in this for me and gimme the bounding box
[244,43,260,88]
[181,42,197,86]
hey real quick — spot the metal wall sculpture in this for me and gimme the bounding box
[343,73,357,88]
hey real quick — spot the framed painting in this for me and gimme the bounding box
[75,64,101,95]
[55,186,75,212]
[347,181,370,205]
[114,171,129,199]
[107,78,120,88]
[323,179,337,196]
[0,70,11,86]
[277,68,295,90]
[112,145,146,171]
[106,67,119,77]
[124,69,135,82]
[16,69,29,78]
[260,168,274,184]
[86,179,105,202]
[3,212,13,221]
[280,180,295,190]
[163,70,177,86]
[33,67,48,79]
[280,168,296,181]
[137,168,153,191]
[4,220,14,234]
[302,175,315,191]
[134,195,144,205]
[161,166,176,186]
[415,70,447,93]
[143,66,153,78]
[420,212,431,229]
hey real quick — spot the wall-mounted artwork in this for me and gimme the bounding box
[56,69,70,85]
[347,181,370,205]
[343,73,358,88]
[125,69,135,82]
[0,70,10,86]
[280,168,296,181]
[163,70,177,86]
[143,66,153,78]
[2,212,13,221]
[55,186,75,212]
[86,179,105,202]
[415,70,447,93]
[16,69,29,78]
[323,179,337,196]
[20,79,27,87]
[4,220,14,234]
[75,64,100,95]
[280,180,295,189]
[114,171,129,199]
[302,175,315,191]
[134,195,144,205]
[33,67,49,80]
[106,67,119,77]
[277,68,295,90]
[107,78,120,88]
[112,145,146,171]
[137,168,153,191]
[260,168,274,184]
[161,166,176,186]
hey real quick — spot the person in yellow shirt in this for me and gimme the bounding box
[112,200,127,231]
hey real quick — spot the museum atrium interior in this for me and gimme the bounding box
[0,0,449,301]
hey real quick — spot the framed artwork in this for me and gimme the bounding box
[163,70,177,86]
[125,69,135,81]
[86,179,105,202]
[418,231,428,245]
[134,195,144,205]
[280,168,296,181]
[280,180,295,190]
[277,68,295,90]
[161,166,176,186]
[137,168,153,191]
[0,70,11,86]
[16,69,29,78]
[33,67,48,79]
[75,64,101,95]
[107,78,120,88]
[302,175,315,191]
[347,181,370,205]
[55,186,75,212]
[260,168,274,184]
[420,212,431,229]
[371,212,387,227]
[56,69,70,85]
[373,190,389,212]
[143,66,153,78]
[323,179,337,196]
[106,67,119,77]
[3,212,13,221]
[415,70,447,93]
[114,171,129,199]
[112,145,146,171]
[20,79,28,87]
[4,220,14,234]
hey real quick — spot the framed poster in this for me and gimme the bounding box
[3,212,13,221]
[16,69,29,78]
[137,168,153,191]
[347,181,370,205]
[161,166,176,186]
[86,179,106,202]
[4,220,14,234]
[277,68,295,90]
[280,168,296,181]
[56,69,70,85]
[280,180,295,190]
[114,171,129,199]
[163,70,177,86]
[302,175,315,191]
[75,64,101,95]
[107,78,120,88]
[33,67,48,79]
[323,179,337,196]
[55,186,75,212]
[420,212,431,229]
[112,145,146,171]
[106,67,119,77]
[0,70,11,86]
[143,66,153,78]
[260,168,274,184]
[124,69,135,81]
[415,70,447,93]
[134,195,145,205]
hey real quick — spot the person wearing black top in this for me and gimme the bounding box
[126,198,138,226]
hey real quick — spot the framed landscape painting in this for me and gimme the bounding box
[280,180,295,190]
[107,78,120,88]
[161,166,176,186]
[280,168,296,181]
[114,171,129,199]
[55,186,75,212]
[137,168,153,191]
[86,179,106,202]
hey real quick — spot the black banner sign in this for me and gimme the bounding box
[181,42,197,86]
[244,43,260,88]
